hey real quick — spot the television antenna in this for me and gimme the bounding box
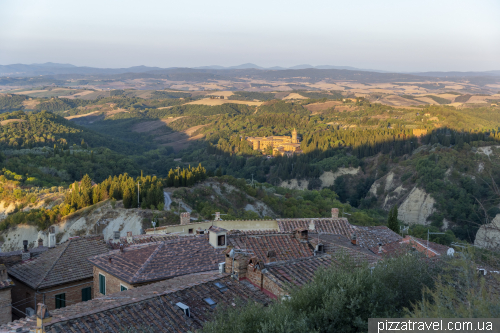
[342,208,351,218]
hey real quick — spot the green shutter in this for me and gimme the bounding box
[121,285,128,291]
[55,293,66,309]
[82,287,92,302]
[99,274,106,295]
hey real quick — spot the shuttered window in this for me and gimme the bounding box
[121,285,128,291]
[99,274,106,295]
[81,287,92,302]
[55,293,66,309]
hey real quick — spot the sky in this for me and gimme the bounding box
[1,0,499,72]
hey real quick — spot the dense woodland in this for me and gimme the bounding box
[0,90,499,243]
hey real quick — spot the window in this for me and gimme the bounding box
[120,285,128,292]
[81,287,92,302]
[55,293,66,309]
[203,297,217,309]
[99,274,106,295]
[188,228,193,234]
[214,282,228,293]
[217,235,225,246]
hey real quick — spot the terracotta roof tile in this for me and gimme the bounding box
[8,236,108,289]
[89,235,225,285]
[227,233,313,262]
[40,275,270,333]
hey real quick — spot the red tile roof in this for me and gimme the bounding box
[8,236,108,289]
[264,256,334,289]
[277,218,402,249]
[0,272,271,333]
[227,232,313,262]
[371,236,451,257]
[309,234,380,264]
[89,235,225,285]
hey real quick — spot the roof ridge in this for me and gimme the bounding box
[408,236,440,255]
[131,241,165,283]
[35,239,72,289]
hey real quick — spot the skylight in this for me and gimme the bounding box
[214,282,228,292]
[204,298,217,308]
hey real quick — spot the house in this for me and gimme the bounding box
[224,232,381,299]
[0,271,271,333]
[0,239,47,268]
[371,235,453,258]
[0,265,14,324]
[88,234,225,297]
[7,236,109,318]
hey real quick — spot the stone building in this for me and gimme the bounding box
[0,265,14,324]
[246,128,302,156]
[0,272,271,333]
[7,236,109,318]
[88,234,225,297]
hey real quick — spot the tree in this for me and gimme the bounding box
[388,205,399,233]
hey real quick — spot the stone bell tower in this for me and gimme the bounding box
[292,128,298,144]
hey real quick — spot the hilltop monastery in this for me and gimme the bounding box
[246,128,302,156]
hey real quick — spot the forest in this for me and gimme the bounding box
[0,91,499,244]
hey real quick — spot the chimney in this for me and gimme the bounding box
[0,264,7,280]
[266,250,276,263]
[119,244,124,253]
[378,243,383,254]
[208,226,227,249]
[126,232,133,244]
[180,212,190,225]
[38,238,43,247]
[331,208,339,219]
[108,257,113,264]
[36,303,52,331]
[23,240,28,252]
[21,240,31,260]
[214,212,221,221]
[308,220,315,231]
[113,231,120,244]
[48,227,56,248]
[294,228,308,241]
[351,233,357,246]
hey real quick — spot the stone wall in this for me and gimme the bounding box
[0,288,12,324]
[10,277,94,318]
[93,267,134,298]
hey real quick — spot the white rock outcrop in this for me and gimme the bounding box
[319,167,360,188]
[397,187,436,225]
[475,214,500,250]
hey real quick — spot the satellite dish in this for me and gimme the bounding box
[229,249,235,258]
[447,248,455,256]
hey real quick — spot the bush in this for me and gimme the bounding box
[203,253,441,333]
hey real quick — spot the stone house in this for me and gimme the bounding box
[7,236,109,318]
[371,235,452,258]
[0,265,14,324]
[88,234,225,297]
[0,272,271,333]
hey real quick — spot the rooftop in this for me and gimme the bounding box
[89,235,225,285]
[8,236,108,289]
[227,232,313,262]
[371,235,451,257]
[309,233,380,264]
[0,272,271,333]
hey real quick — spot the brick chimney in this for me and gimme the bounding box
[180,212,190,225]
[351,233,357,246]
[294,228,308,241]
[266,250,277,263]
[38,238,43,247]
[22,240,30,260]
[332,208,339,219]
[36,303,52,332]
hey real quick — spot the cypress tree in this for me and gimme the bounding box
[388,205,399,233]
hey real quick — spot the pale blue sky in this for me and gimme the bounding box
[0,0,499,71]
